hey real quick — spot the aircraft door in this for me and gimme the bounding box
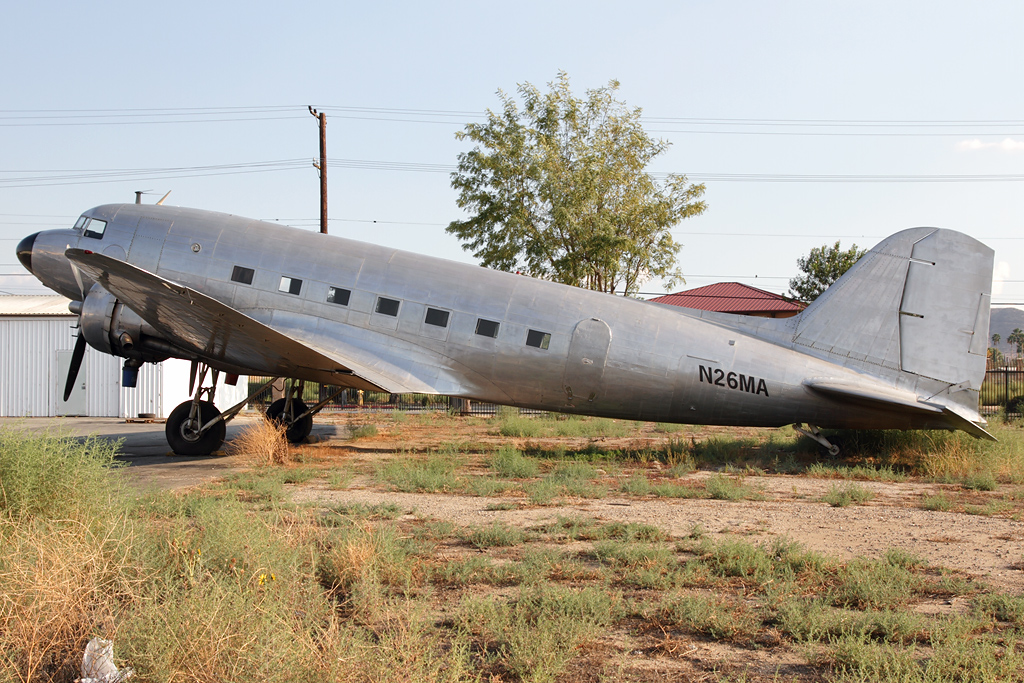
[563,318,612,404]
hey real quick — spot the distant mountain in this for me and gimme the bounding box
[990,307,1024,352]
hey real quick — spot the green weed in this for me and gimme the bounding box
[822,483,875,507]
[376,455,461,492]
[921,492,954,511]
[658,593,759,640]
[705,474,759,500]
[466,522,527,549]
[349,424,378,439]
[489,445,540,478]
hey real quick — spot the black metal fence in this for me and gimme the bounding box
[243,368,1024,419]
[245,378,505,415]
[982,367,1024,416]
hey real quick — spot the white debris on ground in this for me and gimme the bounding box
[77,637,134,683]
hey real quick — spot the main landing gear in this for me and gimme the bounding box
[165,365,348,456]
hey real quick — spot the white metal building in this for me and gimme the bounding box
[0,295,247,418]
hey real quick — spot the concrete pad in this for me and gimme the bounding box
[0,415,345,490]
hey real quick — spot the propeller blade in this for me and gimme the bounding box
[189,359,198,395]
[63,334,87,402]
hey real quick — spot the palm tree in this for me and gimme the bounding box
[992,333,1001,347]
[1008,328,1024,358]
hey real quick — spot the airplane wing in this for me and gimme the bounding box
[65,248,411,393]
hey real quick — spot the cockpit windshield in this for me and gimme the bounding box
[74,216,107,239]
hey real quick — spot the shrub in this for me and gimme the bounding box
[0,429,124,521]
[229,416,289,465]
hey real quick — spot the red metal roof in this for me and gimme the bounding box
[649,283,805,314]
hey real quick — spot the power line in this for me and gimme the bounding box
[5,157,1024,188]
[4,106,1024,136]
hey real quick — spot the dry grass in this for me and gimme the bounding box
[0,516,144,681]
[229,417,290,465]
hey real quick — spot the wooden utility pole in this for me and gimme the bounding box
[308,106,328,234]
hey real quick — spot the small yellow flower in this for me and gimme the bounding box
[258,573,267,586]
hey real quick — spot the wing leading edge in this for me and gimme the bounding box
[66,248,411,393]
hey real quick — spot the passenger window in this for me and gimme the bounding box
[279,276,302,295]
[526,329,551,350]
[326,286,350,306]
[375,297,400,316]
[475,318,499,338]
[82,218,106,239]
[424,308,450,327]
[231,266,255,285]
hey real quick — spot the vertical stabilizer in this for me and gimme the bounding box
[791,228,993,406]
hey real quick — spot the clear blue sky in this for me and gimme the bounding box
[2,1,1021,311]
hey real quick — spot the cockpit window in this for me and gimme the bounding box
[73,216,88,230]
[82,218,107,240]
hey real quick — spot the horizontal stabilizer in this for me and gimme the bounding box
[803,378,942,415]
[938,403,997,442]
[804,377,995,440]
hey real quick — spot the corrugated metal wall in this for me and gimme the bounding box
[120,362,163,418]
[0,316,162,418]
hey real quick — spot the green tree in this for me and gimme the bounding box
[447,72,707,295]
[992,333,1001,347]
[788,241,867,303]
[1008,328,1024,357]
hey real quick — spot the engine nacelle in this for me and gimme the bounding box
[78,285,169,363]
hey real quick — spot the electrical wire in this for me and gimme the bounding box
[3,106,1024,136]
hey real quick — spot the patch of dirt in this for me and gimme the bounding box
[282,415,1024,593]
[291,483,1024,592]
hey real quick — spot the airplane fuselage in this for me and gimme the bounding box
[19,204,989,434]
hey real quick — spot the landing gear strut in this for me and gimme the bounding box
[792,423,841,458]
[166,364,228,456]
[166,364,276,456]
[165,368,349,455]
[266,379,313,443]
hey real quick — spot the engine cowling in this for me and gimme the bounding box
[77,285,170,363]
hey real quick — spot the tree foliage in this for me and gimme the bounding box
[788,241,867,303]
[447,72,707,295]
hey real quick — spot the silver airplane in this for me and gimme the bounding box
[16,204,995,455]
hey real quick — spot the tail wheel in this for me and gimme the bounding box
[266,398,314,444]
[166,400,226,456]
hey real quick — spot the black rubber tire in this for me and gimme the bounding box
[266,398,314,444]
[166,401,226,456]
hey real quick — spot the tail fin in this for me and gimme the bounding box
[791,228,993,412]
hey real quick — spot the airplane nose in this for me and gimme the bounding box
[16,232,38,273]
